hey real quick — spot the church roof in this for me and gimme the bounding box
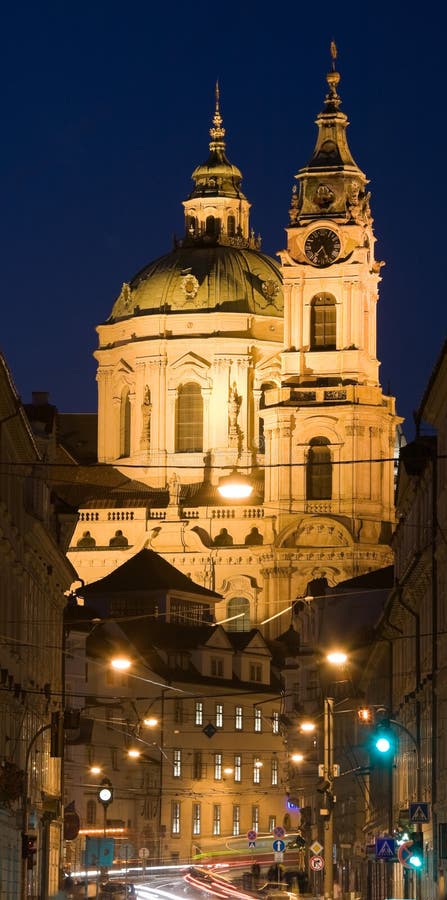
[107,244,283,321]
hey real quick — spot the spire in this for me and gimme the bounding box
[289,43,371,227]
[209,81,226,147]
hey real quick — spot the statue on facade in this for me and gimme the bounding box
[168,472,181,506]
[140,385,151,450]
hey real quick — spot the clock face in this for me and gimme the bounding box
[304,228,341,266]
[99,787,112,803]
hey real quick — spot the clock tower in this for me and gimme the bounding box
[262,45,400,562]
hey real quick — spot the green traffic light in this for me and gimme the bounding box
[375,736,392,753]
[409,853,422,868]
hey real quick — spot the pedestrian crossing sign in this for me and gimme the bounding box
[375,838,397,860]
[410,802,430,823]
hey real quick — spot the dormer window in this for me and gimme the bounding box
[250,663,263,683]
[211,657,224,677]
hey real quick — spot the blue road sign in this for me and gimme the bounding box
[375,837,397,860]
[84,836,115,866]
[410,802,430,823]
[273,839,286,853]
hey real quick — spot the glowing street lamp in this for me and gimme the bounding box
[217,469,253,500]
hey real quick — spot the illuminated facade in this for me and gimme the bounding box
[68,54,400,637]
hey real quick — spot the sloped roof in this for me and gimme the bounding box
[82,547,221,600]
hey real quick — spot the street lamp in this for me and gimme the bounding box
[217,468,253,499]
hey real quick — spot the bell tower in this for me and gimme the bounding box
[262,45,400,573]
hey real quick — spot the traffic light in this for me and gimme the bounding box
[21,833,37,868]
[369,719,397,761]
[408,832,424,870]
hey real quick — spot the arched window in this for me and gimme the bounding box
[310,293,336,350]
[119,386,131,457]
[226,597,250,632]
[206,215,216,235]
[86,800,97,826]
[187,215,196,234]
[176,383,203,452]
[306,437,332,500]
[258,382,273,453]
[227,214,236,237]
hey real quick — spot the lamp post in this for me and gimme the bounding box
[322,695,335,900]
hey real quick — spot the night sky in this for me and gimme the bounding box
[1,3,445,441]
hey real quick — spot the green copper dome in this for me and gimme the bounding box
[108,245,283,321]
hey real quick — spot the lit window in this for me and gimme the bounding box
[173,749,182,778]
[215,704,223,728]
[234,755,242,783]
[307,437,332,500]
[226,597,250,632]
[195,701,203,726]
[254,708,262,732]
[310,293,336,350]
[272,711,280,734]
[253,758,262,784]
[232,805,240,836]
[214,753,223,780]
[269,815,276,832]
[252,805,259,832]
[235,706,243,731]
[212,804,221,836]
[271,757,278,786]
[171,801,180,835]
[176,383,203,452]
[192,803,201,836]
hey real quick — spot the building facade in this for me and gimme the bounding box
[66,53,400,639]
[0,355,75,899]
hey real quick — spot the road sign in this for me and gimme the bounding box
[248,841,256,848]
[410,802,430,823]
[273,825,285,838]
[273,839,286,853]
[398,840,416,869]
[247,830,257,841]
[139,847,150,859]
[310,855,324,871]
[274,852,284,862]
[375,838,397,860]
[310,841,323,855]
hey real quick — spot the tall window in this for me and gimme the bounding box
[306,437,332,500]
[215,704,223,728]
[272,711,280,734]
[252,805,259,832]
[269,815,276,832]
[173,749,182,777]
[192,803,201,835]
[235,706,243,731]
[227,597,250,632]
[271,757,278,786]
[206,215,216,235]
[212,804,221,836]
[193,751,203,780]
[176,383,203,452]
[195,701,203,726]
[253,758,261,784]
[233,805,241,836]
[214,753,223,780]
[171,801,180,835]
[310,293,336,350]
[119,386,131,457]
[250,663,262,682]
[86,800,96,826]
[211,657,224,677]
[234,754,242,782]
[254,708,262,732]
[227,214,236,236]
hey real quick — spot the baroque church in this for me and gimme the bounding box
[67,51,400,637]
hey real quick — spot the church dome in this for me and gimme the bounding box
[108,244,283,321]
[107,85,283,324]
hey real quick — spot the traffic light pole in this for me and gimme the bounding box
[21,722,51,900]
[323,696,334,900]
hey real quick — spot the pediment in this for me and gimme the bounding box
[279,516,353,549]
[171,352,210,373]
[202,625,233,650]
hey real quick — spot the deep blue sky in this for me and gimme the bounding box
[1,3,445,440]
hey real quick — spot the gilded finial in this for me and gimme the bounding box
[210,80,225,145]
[325,39,341,104]
[330,40,337,70]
